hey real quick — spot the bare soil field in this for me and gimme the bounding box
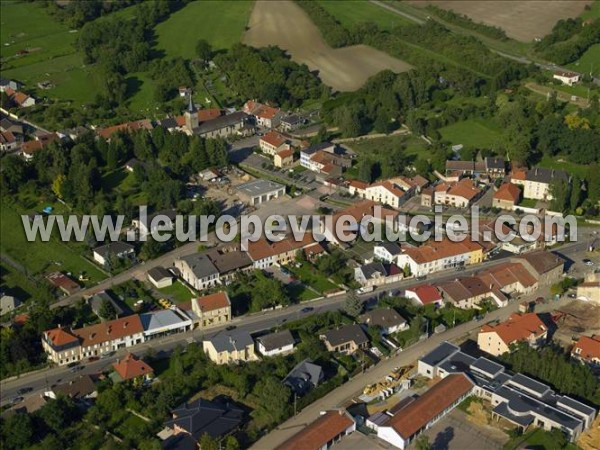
[552,300,600,346]
[409,1,593,42]
[243,0,412,91]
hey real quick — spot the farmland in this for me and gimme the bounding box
[407,0,594,42]
[154,0,254,58]
[438,119,505,149]
[243,0,412,91]
[567,44,600,78]
[318,0,412,29]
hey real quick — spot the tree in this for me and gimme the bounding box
[415,435,431,450]
[252,376,291,423]
[98,298,117,320]
[199,433,219,450]
[52,174,66,198]
[549,178,569,213]
[224,436,240,450]
[195,39,213,65]
[569,175,581,212]
[1,412,34,450]
[358,158,374,183]
[344,290,362,317]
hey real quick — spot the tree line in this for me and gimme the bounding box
[425,5,509,41]
[534,17,600,65]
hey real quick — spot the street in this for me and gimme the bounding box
[1,237,594,408]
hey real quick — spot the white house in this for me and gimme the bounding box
[553,71,581,86]
[255,329,296,357]
[373,242,402,264]
[93,242,135,266]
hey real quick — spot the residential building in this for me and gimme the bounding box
[373,242,402,264]
[359,308,408,335]
[45,271,80,295]
[87,291,126,319]
[246,234,320,269]
[403,284,443,307]
[348,179,369,197]
[93,241,135,266]
[427,178,483,208]
[191,291,231,328]
[96,119,153,140]
[300,142,350,175]
[280,114,303,131]
[320,324,369,355]
[417,342,596,442]
[174,253,220,290]
[0,78,20,92]
[364,181,409,209]
[511,168,569,201]
[203,330,258,364]
[46,375,97,401]
[259,130,291,156]
[514,251,564,286]
[477,313,548,356]
[4,87,35,107]
[553,71,581,86]
[205,245,253,284]
[493,183,522,209]
[243,100,283,128]
[163,397,245,444]
[277,410,356,450]
[20,133,59,160]
[147,267,174,289]
[445,157,506,178]
[0,130,18,152]
[354,262,403,287]
[438,276,508,309]
[396,238,483,277]
[256,329,296,356]
[111,353,154,383]
[236,179,286,205]
[0,294,21,316]
[283,359,324,396]
[476,262,538,296]
[571,335,600,369]
[132,209,177,238]
[376,374,474,449]
[274,148,294,168]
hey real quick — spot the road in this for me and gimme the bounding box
[2,237,593,407]
[251,288,574,450]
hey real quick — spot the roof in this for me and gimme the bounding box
[420,341,460,367]
[166,397,244,440]
[88,291,125,317]
[494,183,521,202]
[446,178,481,201]
[302,141,334,156]
[554,70,580,78]
[470,357,505,378]
[257,329,295,352]
[140,309,190,333]
[195,291,230,313]
[52,375,96,399]
[276,148,293,159]
[261,130,288,148]
[147,266,173,282]
[207,247,252,273]
[409,175,429,188]
[21,139,43,154]
[349,179,369,190]
[206,330,254,353]
[405,284,443,305]
[479,313,547,347]
[196,111,247,135]
[46,271,80,294]
[438,276,491,303]
[197,108,223,122]
[525,167,568,184]
[359,308,406,330]
[516,251,564,276]
[359,261,388,279]
[178,253,219,279]
[321,324,369,348]
[376,241,402,256]
[0,130,16,145]
[72,315,144,348]
[93,241,135,258]
[44,327,79,348]
[237,179,285,196]
[572,335,600,361]
[112,353,153,380]
[387,374,473,439]
[277,410,355,450]
[283,358,323,395]
[282,114,301,125]
[402,238,482,265]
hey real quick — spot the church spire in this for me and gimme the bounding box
[187,91,196,113]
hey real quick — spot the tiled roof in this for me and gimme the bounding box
[261,130,288,148]
[402,238,482,265]
[516,251,564,276]
[46,271,80,294]
[197,108,222,122]
[349,179,368,190]
[494,183,521,202]
[479,313,547,346]
[45,327,79,347]
[112,353,153,380]
[405,284,443,305]
[572,335,600,361]
[446,178,481,201]
[277,148,293,159]
[277,410,354,450]
[195,291,230,312]
[72,315,144,348]
[322,324,369,348]
[388,374,473,439]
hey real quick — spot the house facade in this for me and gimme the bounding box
[477,313,548,356]
[191,291,231,328]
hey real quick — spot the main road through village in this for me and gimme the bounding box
[1,234,595,409]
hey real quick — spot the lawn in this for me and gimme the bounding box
[157,281,196,304]
[286,283,320,302]
[349,134,430,160]
[438,118,505,149]
[518,198,538,209]
[288,262,339,294]
[580,1,600,20]
[154,1,254,58]
[0,199,106,284]
[538,155,589,179]
[567,44,600,78]
[503,428,579,450]
[318,0,413,29]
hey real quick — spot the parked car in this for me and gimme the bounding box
[17,387,32,395]
[416,275,427,281]
[226,325,237,331]
[301,307,314,313]
[583,259,594,266]
[11,397,24,405]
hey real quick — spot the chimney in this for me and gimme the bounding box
[124,321,128,328]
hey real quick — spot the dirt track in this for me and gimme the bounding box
[410,0,593,42]
[243,0,412,91]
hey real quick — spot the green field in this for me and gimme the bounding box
[580,0,600,20]
[350,134,430,159]
[318,0,412,29]
[155,1,254,58]
[157,281,195,304]
[438,119,504,149]
[567,44,600,78]
[0,199,106,284]
[288,262,339,294]
[538,155,589,179]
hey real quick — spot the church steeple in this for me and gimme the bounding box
[184,91,198,133]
